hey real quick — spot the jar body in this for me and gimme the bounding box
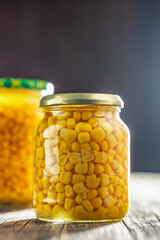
[0,88,42,206]
[33,106,130,222]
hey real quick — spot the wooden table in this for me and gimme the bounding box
[0,173,160,240]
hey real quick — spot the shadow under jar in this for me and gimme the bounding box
[33,93,130,222]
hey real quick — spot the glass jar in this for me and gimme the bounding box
[33,93,130,222]
[0,78,54,207]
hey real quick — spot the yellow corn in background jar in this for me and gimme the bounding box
[33,93,130,222]
[0,78,54,207]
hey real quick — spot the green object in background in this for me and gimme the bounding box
[0,78,49,90]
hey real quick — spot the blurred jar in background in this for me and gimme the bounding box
[0,78,54,207]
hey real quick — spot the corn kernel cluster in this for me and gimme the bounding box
[33,108,129,221]
[0,90,41,204]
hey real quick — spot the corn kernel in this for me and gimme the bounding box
[59,154,68,166]
[110,176,119,186]
[72,174,85,184]
[89,141,100,151]
[91,127,105,143]
[60,141,70,153]
[114,186,123,198]
[120,202,129,216]
[50,176,59,184]
[67,118,76,129]
[59,171,72,184]
[117,199,123,208]
[92,197,102,209]
[74,205,86,219]
[36,147,44,159]
[56,183,65,193]
[71,142,80,152]
[78,132,90,144]
[80,143,91,154]
[108,206,119,218]
[87,162,94,174]
[69,153,81,165]
[94,152,107,164]
[41,176,50,189]
[57,111,71,121]
[82,154,94,163]
[53,146,62,156]
[121,146,128,158]
[48,164,59,175]
[116,165,124,177]
[82,111,92,120]
[39,121,48,133]
[121,193,127,202]
[88,117,99,128]
[107,149,115,164]
[75,162,88,174]
[45,157,55,167]
[114,154,122,164]
[82,192,86,200]
[104,163,112,174]
[45,147,54,158]
[86,174,99,188]
[103,195,116,208]
[75,122,84,134]
[100,141,108,151]
[65,185,75,198]
[43,204,53,215]
[105,111,112,120]
[98,187,109,199]
[60,128,76,143]
[64,198,76,211]
[52,205,65,217]
[48,116,55,126]
[87,189,97,200]
[110,159,118,170]
[37,191,45,204]
[73,111,81,122]
[94,111,105,117]
[53,136,61,145]
[38,168,43,178]
[82,123,92,132]
[82,199,93,211]
[48,125,58,138]
[56,120,67,131]
[94,164,104,174]
[114,128,123,142]
[47,192,57,205]
[107,133,117,148]
[65,162,74,171]
[76,194,83,204]
[115,142,124,154]
[57,192,65,205]
[45,139,53,149]
[73,182,86,194]
[99,173,110,186]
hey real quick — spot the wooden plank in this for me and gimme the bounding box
[0,173,160,240]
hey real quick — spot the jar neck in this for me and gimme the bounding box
[42,105,121,120]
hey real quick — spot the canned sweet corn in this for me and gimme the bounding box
[0,78,54,207]
[33,93,130,222]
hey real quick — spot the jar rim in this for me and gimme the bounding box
[0,78,53,90]
[40,93,124,108]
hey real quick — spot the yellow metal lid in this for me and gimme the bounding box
[40,93,124,108]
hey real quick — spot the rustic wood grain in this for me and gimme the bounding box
[0,173,160,240]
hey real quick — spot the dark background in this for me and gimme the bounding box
[0,0,160,172]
